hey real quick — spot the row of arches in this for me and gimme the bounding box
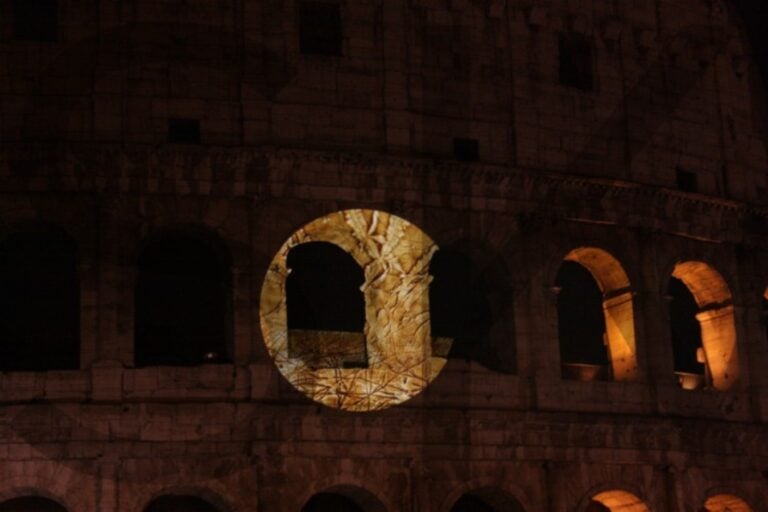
[0,223,766,393]
[0,489,755,512]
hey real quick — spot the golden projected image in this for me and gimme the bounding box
[260,209,449,411]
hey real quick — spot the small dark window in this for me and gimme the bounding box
[167,118,201,144]
[0,496,69,512]
[302,494,362,512]
[286,242,366,368]
[299,1,342,56]
[144,496,219,512]
[13,0,58,42]
[0,227,80,372]
[556,261,610,380]
[453,138,480,162]
[559,33,593,90]
[135,231,231,367]
[761,292,767,341]
[676,167,698,192]
[667,277,705,375]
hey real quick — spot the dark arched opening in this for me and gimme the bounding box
[556,260,610,381]
[667,276,706,387]
[0,227,80,371]
[143,495,220,512]
[449,489,525,512]
[135,230,232,367]
[0,496,68,512]
[286,241,366,369]
[585,502,611,512]
[429,246,515,371]
[450,494,496,512]
[301,493,363,512]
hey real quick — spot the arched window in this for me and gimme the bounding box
[0,226,79,371]
[702,494,754,512]
[429,249,493,361]
[587,490,650,512]
[429,245,516,372]
[301,493,363,512]
[0,496,68,512]
[143,495,220,512]
[286,241,366,369]
[668,261,738,391]
[135,230,231,367]
[449,489,525,512]
[555,248,638,382]
[667,276,706,387]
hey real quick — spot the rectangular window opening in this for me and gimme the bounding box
[559,33,593,90]
[299,1,342,56]
[13,0,58,42]
[453,138,480,162]
[676,167,698,193]
[167,118,201,144]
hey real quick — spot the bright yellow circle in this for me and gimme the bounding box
[259,209,449,411]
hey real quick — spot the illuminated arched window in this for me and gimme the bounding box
[449,489,525,512]
[135,230,232,367]
[668,261,738,391]
[0,496,68,512]
[702,494,754,512]
[286,241,366,369]
[0,226,80,371]
[587,490,650,512]
[143,495,219,512]
[556,248,638,382]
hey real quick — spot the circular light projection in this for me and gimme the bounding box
[260,209,449,411]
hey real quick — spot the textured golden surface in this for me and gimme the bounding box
[260,209,449,411]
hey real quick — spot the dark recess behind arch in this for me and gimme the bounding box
[0,227,80,372]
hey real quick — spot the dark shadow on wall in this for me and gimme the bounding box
[555,260,610,380]
[0,496,68,512]
[429,244,517,373]
[286,241,367,369]
[134,230,232,367]
[667,276,706,375]
[0,226,80,371]
[144,495,220,512]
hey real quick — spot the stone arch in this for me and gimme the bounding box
[447,487,526,511]
[301,485,387,512]
[0,223,80,371]
[702,494,754,512]
[583,489,651,512]
[557,247,638,382]
[669,261,738,390]
[428,238,517,372]
[134,226,233,367]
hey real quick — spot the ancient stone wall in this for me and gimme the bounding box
[0,0,765,511]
